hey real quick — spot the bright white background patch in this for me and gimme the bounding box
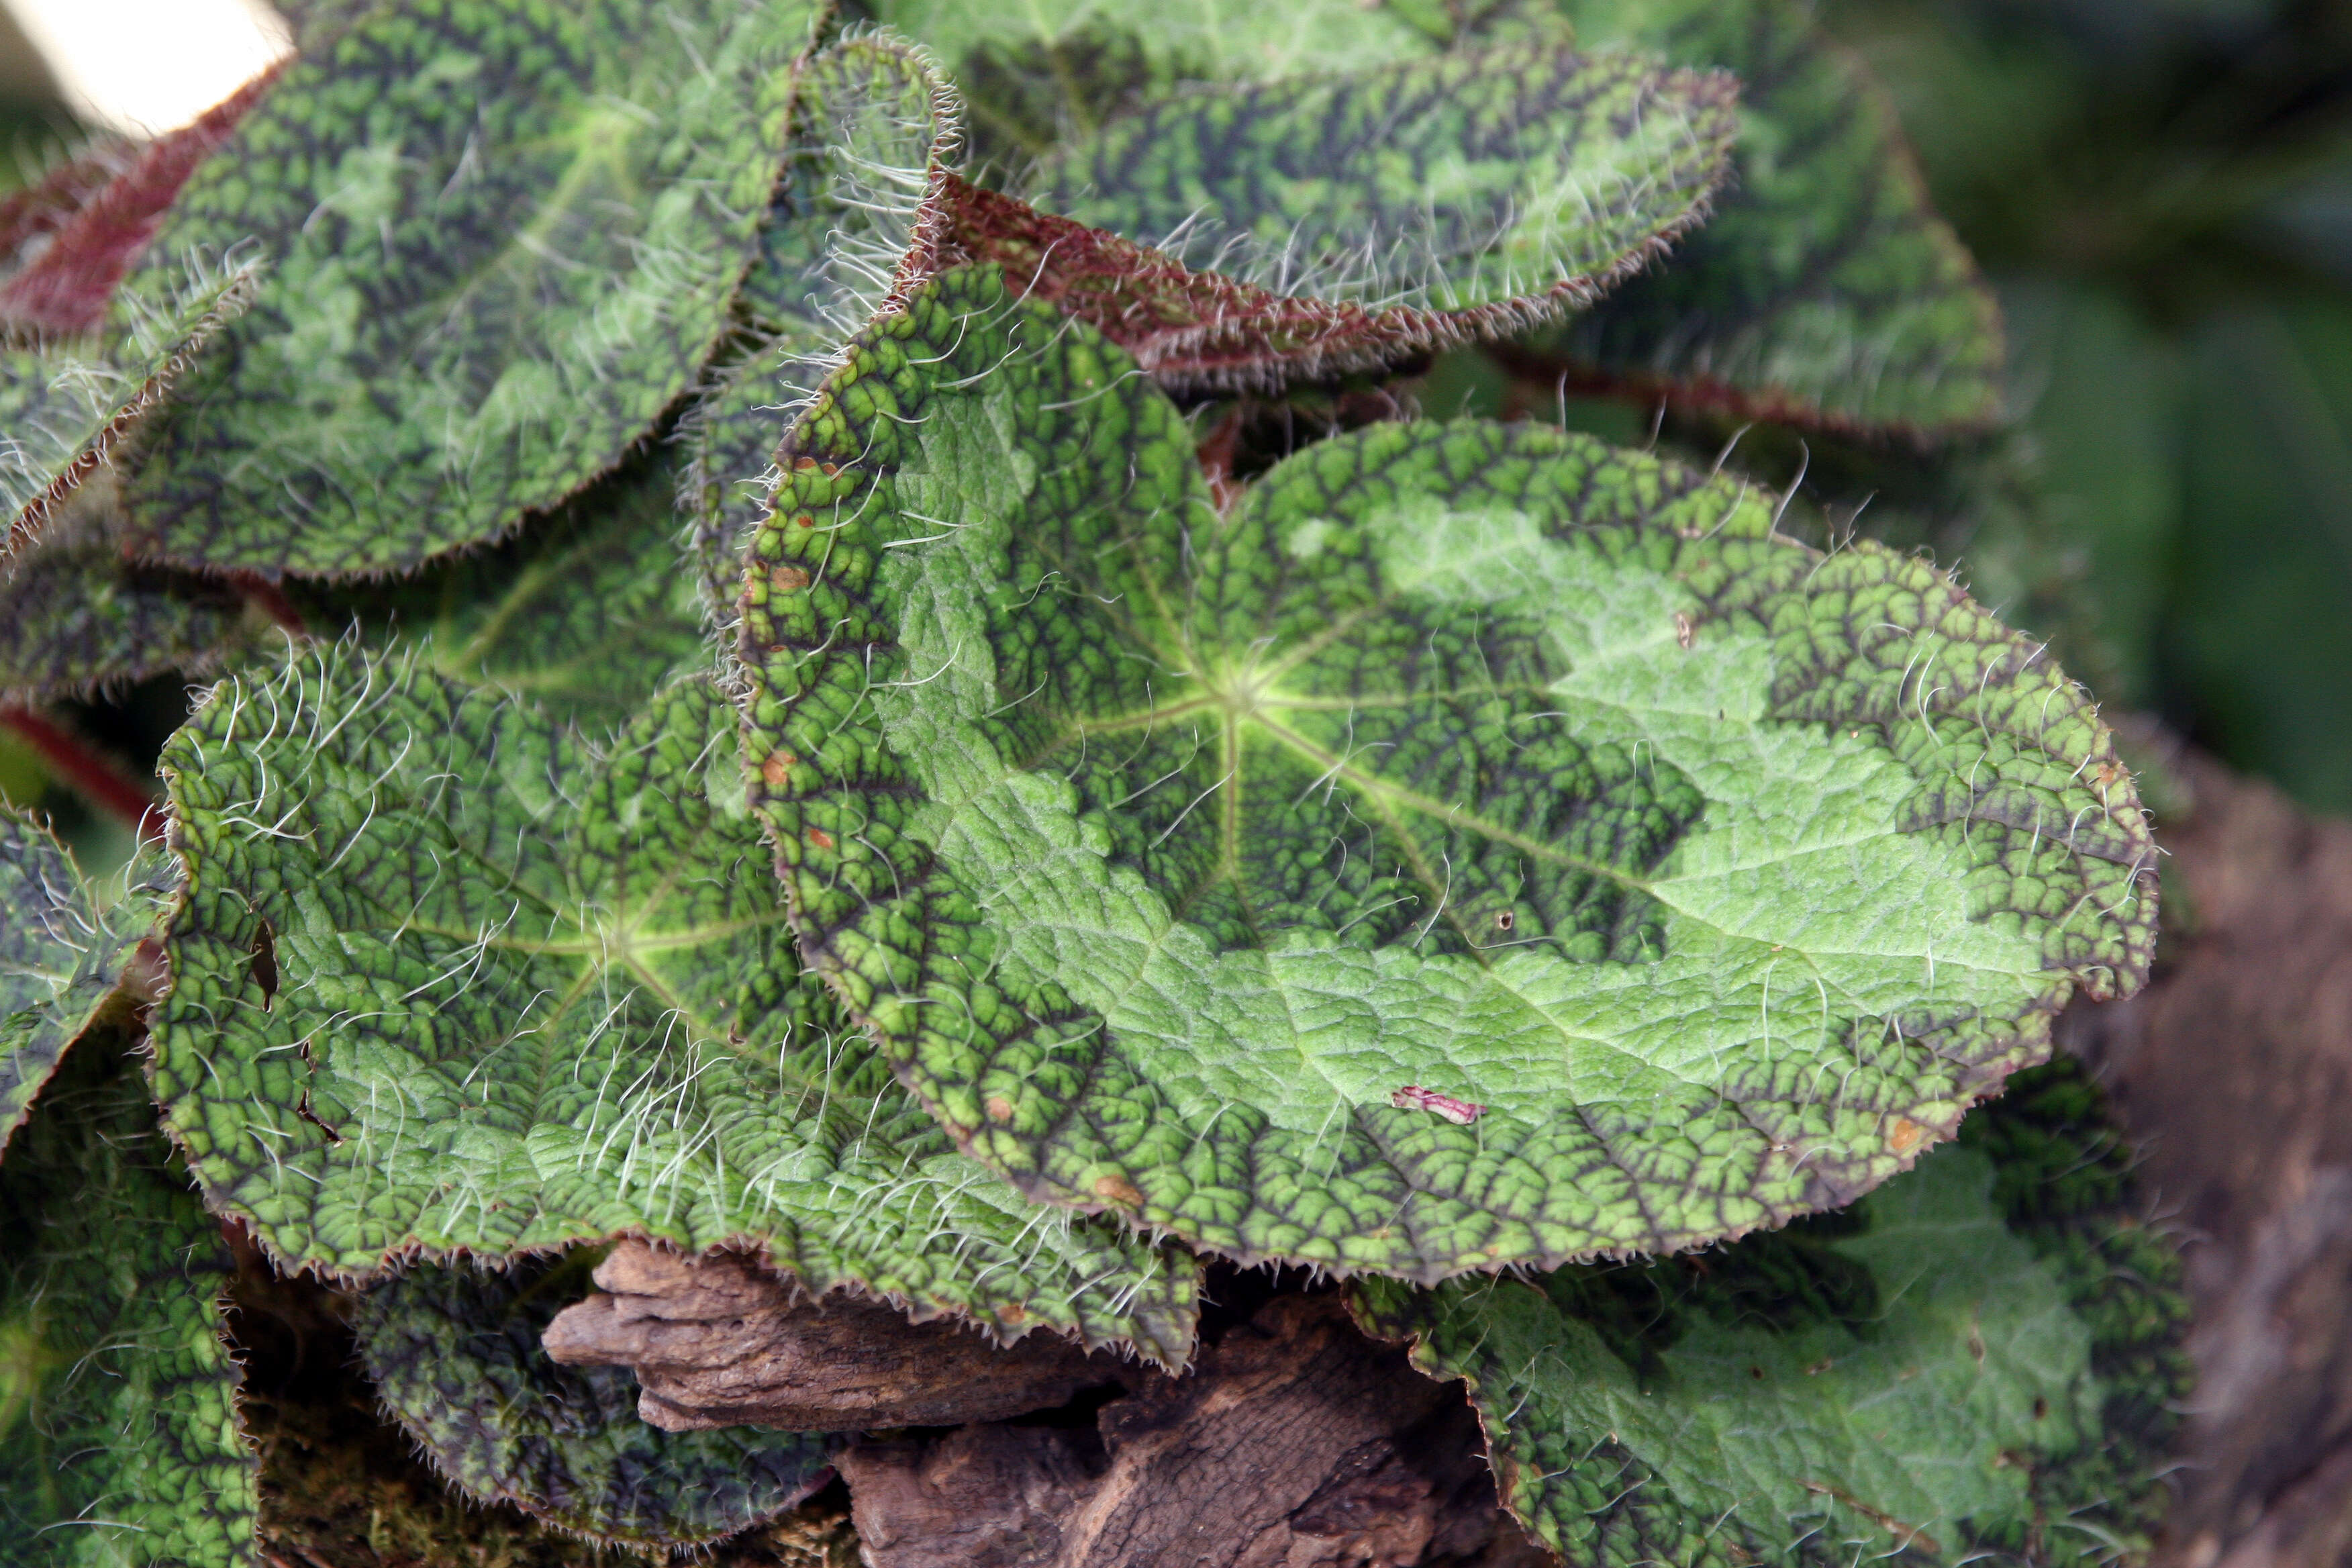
[2,0,289,136]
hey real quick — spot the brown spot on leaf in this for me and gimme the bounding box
[761,751,797,787]
[770,564,810,593]
[985,1095,1015,1123]
[807,828,835,851]
[1888,1116,1925,1155]
[1673,610,1696,649]
[1093,1174,1145,1208]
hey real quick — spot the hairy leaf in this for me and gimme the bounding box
[1522,0,2004,434]
[0,256,260,560]
[0,1039,256,1565]
[1349,1063,2184,1567]
[356,1256,832,1548]
[1012,41,1734,387]
[0,809,166,1156]
[297,449,708,728]
[121,0,823,579]
[686,33,963,618]
[870,0,1450,166]
[739,266,2153,1280]
[0,70,279,335]
[153,647,1197,1362]
[0,477,271,707]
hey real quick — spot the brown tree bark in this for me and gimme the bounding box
[546,738,2352,1566]
[2065,736,2352,1568]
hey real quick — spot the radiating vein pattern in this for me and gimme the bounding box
[152,646,1196,1363]
[740,267,2153,1280]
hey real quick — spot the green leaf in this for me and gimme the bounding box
[0,807,164,1157]
[0,477,271,708]
[0,256,259,560]
[1347,1060,2185,1567]
[738,266,2153,1280]
[356,1255,832,1549]
[869,0,1451,165]
[0,1038,256,1566]
[152,647,1197,1363]
[1522,0,2005,434]
[121,0,824,579]
[1024,43,1733,340]
[685,32,964,618]
[295,448,709,729]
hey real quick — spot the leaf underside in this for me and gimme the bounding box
[0,68,276,336]
[357,1256,832,1548]
[739,266,2153,1281]
[0,807,160,1155]
[0,1040,256,1567]
[1349,1058,2188,1568]
[152,646,1197,1363]
[121,0,823,579]
[1521,0,2006,434]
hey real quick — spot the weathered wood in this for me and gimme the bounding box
[541,1241,1127,1433]
[836,1294,1550,1568]
[2065,738,2352,1568]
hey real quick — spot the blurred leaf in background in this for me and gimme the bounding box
[1824,0,2352,815]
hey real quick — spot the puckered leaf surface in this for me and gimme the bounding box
[870,0,1448,164]
[1016,41,1734,388]
[0,257,259,562]
[356,1256,832,1548]
[297,449,707,728]
[1523,0,2004,434]
[1349,1060,2186,1568]
[152,646,1197,1363]
[686,32,963,618]
[0,477,271,707]
[739,266,2153,1281]
[0,1040,256,1565]
[0,808,166,1156]
[121,0,822,579]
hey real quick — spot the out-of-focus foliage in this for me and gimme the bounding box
[1822,0,2352,814]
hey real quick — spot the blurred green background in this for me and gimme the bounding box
[5,0,2352,826]
[1830,0,2352,816]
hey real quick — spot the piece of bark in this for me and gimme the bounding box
[836,1293,1551,1568]
[542,1240,1126,1433]
[2061,737,2352,1568]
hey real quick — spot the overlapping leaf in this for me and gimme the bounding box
[685,32,963,617]
[739,266,2153,1281]
[0,70,279,335]
[869,0,1453,165]
[0,1039,255,1566]
[152,646,1196,1362]
[1521,0,2005,433]
[1,256,260,560]
[121,0,824,579]
[357,1256,832,1548]
[1349,1060,2186,1568]
[0,808,166,1155]
[0,476,273,707]
[297,449,707,728]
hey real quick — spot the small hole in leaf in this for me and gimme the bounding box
[2033,1397,2049,1420]
[248,920,279,1011]
[1750,1365,1764,1380]
[1493,910,1514,932]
